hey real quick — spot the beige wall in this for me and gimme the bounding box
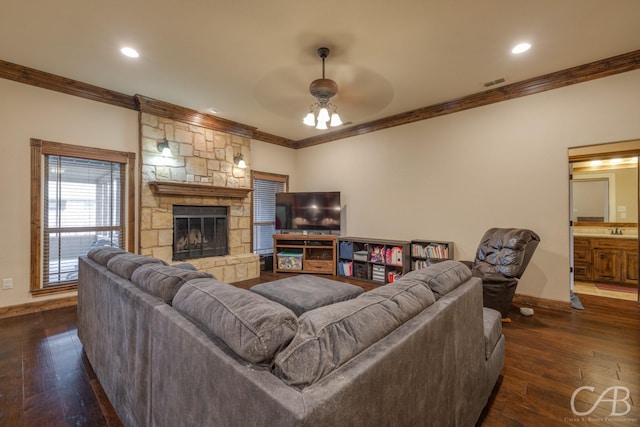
[0,79,138,308]
[250,140,298,184]
[293,69,640,303]
[616,168,638,222]
[2,68,639,309]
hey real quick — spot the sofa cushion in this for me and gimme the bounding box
[106,253,167,280]
[361,278,436,308]
[173,278,298,365]
[400,260,472,299]
[274,279,436,387]
[87,246,127,266]
[130,264,213,304]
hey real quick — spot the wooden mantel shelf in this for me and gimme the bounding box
[148,181,251,198]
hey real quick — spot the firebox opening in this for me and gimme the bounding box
[173,205,228,261]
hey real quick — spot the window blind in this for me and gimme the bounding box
[43,155,124,285]
[253,177,285,255]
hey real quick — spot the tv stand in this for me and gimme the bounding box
[273,234,337,275]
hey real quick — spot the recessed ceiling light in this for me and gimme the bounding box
[511,43,531,54]
[208,107,220,114]
[120,47,139,58]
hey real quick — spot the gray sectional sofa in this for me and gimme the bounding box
[77,247,504,427]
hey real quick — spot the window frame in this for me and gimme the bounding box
[251,170,288,255]
[30,139,135,296]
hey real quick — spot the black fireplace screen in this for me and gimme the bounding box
[173,205,228,260]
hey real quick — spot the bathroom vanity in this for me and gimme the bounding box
[574,225,638,286]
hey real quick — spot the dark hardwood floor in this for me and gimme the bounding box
[1,272,638,426]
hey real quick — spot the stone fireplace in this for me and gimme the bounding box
[138,112,259,282]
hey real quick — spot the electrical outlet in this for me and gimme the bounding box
[2,278,13,289]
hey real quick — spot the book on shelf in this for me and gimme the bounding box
[412,260,429,270]
[412,243,449,259]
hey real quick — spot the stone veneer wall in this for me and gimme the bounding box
[138,112,259,283]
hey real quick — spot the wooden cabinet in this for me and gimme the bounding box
[337,237,410,284]
[594,248,622,283]
[410,240,454,270]
[573,237,592,281]
[573,236,638,285]
[273,234,337,275]
[622,248,638,284]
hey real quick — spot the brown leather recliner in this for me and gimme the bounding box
[464,228,540,319]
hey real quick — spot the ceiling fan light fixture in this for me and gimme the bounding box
[330,112,343,127]
[303,47,344,130]
[303,112,316,126]
[317,107,330,123]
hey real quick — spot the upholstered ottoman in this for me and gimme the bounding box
[250,275,364,316]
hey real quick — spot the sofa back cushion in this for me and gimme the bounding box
[87,246,127,266]
[173,278,298,365]
[399,260,471,299]
[274,279,436,387]
[106,253,168,280]
[130,264,213,304]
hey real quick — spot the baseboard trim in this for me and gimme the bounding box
[513,293,572,313]
[0,296,77,319]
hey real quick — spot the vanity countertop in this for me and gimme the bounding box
[574,232,637,239]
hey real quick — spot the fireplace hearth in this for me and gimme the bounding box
[173,205,228,261]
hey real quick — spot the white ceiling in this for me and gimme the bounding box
[2,0,640,141]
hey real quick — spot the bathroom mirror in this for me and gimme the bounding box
[572,158,638,223]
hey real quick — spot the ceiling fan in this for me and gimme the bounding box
[252,46,394,133]
[302,47,343,129]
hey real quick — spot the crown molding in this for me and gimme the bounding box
[0,59,137,110]
[294,49,640,148]
[135,95,256,139]
[2,49,639,149]
[252,130,296,147]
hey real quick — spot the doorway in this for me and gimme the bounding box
[569,141,640,303]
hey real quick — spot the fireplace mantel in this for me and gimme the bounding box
[148,181,251,199]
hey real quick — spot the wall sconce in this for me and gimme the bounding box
[157,139,171,157]
[234,153,247,169]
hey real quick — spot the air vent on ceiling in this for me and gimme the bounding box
[483,77,508,88]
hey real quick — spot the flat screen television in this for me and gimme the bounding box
[275,191,341,232]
